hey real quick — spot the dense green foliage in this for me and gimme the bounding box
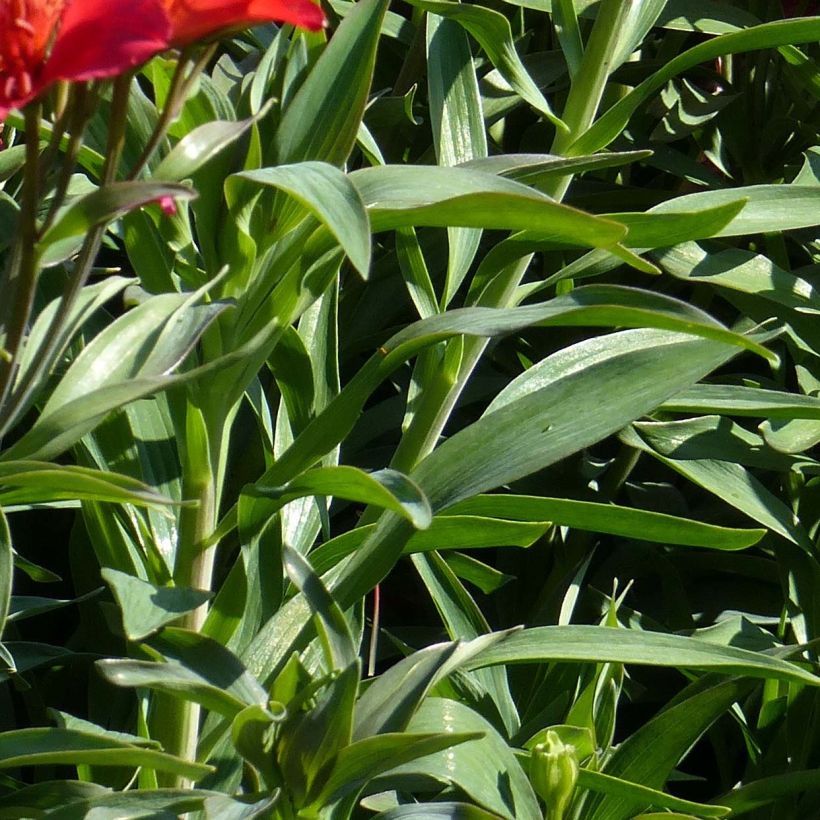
[1,1,820,817]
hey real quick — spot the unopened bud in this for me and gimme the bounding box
[530,730,579,820]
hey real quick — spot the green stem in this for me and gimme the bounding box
[127,44,216,179]
[155,399,225,786]
[0,76,132,436]
[547,0,637,198]
[0,105,42,417]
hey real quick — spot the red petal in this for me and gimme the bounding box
[167,0,325,45]
[43,0,171,86]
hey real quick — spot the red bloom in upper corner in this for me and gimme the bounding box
[0,0,171,120]
[162,0,325,46]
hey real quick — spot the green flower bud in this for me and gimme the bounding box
[530,730,579,820]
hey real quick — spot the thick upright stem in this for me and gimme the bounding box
[546,0,637,199]
[154,399,224,786]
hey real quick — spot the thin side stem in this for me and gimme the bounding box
[0,76,134,436]
[0,105,42,414]
[128,44,217,179]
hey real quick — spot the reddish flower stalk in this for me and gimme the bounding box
[162,0,325,46]
[0,0,171,120]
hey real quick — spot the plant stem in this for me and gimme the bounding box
[0,75,134,437]
[155,400,225,786]
[128,44,217,179]
[0,105,42,417]
[547,0,637,198]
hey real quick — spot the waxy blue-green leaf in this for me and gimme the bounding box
[387,698,540,819]
[0,461,178,509]
[307,731,483,808]
[571,19,820,154]
[610,200,746,248]
[407,0,565,128]
[660,384,820,419]
[102,568,211,641]
[37,182,195,258]
[153,109,269,182]
[99,629,267,718]
[0,729,211,779]
[246,466,431,530]
[274,0,387,165]
[282,544,357,672]
[2,295,226,462]
[579,769,729,818]
[447,495,764,550]
[465,627,817,685]
[649,185,820,236]
[0,511,10,640]
[460,150,652,184]
[656,243,820,314]
[351,165,626,247]
[230,163,371,278]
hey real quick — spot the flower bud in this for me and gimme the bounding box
[529,730,579,820]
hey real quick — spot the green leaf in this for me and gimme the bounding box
[153,109,268,182]
[578,769,729,818]
[307,731,484,807]
[10,276,133,426]
[408,0,565,128]
[656,242,820,313]
[414,328,758,514]
[447,495,764,550]
[247,466,431,530]
[102,568,211,641]
[274,0,387,165]
[2,294,226,461]
[460,150,652,185]
[610,199,747,248]
[465,627,818,686]
[99,629,268,717]
[37,181,195,259]
[623,426,813,551]
[0,461,179,509]
[426,13,486,305]
[572,18,820,154]
[0,511,10,639]
[230,163,371,278]
[282,544,357,672]
[386,698,540,820]
[649,185,820,236]
[660,384,820,420]
[717,770,820,815]
[0,781,110,819]
[584,678,750,820]
[0,728,212,779]
[277,663,359,806]
[354,631,517,740]
[309,516,548,575]
[374,804,503,819]
[351,165,626,246]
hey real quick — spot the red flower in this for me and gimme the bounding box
[162,0,325,45]
[0,0,171,119]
